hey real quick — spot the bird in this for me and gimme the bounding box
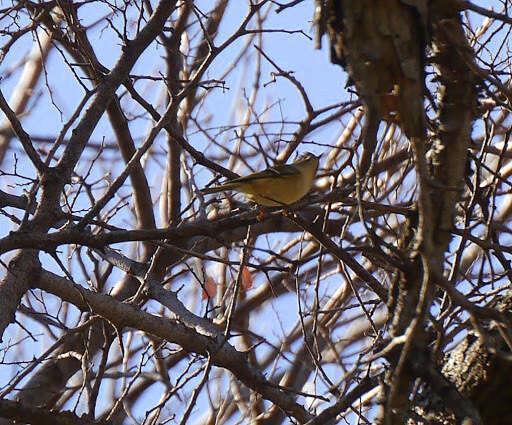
[201,152,320,206]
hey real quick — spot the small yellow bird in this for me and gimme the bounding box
[201,152,320,206]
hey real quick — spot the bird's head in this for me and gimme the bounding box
[295,152,320,164]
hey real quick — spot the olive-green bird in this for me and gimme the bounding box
[201,152,320,206]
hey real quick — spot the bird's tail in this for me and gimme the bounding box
[200,183,236,195]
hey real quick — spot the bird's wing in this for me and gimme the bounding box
[200,163,300,194]
[228,163,300,184]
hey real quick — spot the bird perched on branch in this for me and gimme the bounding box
[201,152,320,206]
